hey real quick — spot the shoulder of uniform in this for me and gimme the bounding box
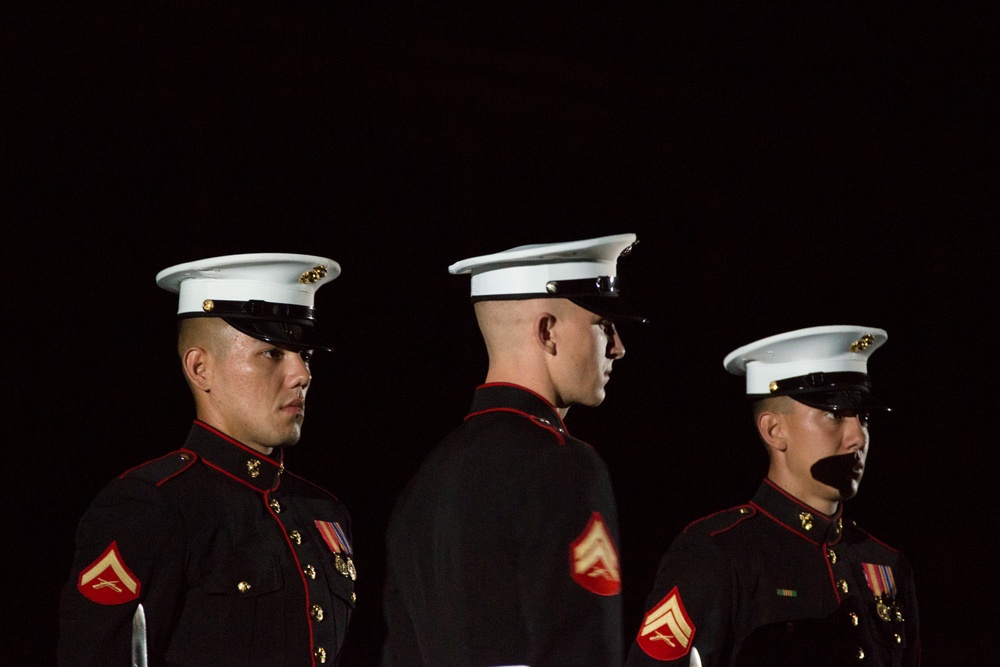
[469,407,568,445]
[119,450,197,486]
[282,469,349,507]
[842,518,903,554]
[683,504,757,536]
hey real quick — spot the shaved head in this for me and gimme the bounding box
[752,395,796,420]
[177,318,238,395]
[475,299,556,358]
[178,317,234,359]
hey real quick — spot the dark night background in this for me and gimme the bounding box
[5,3,996,665]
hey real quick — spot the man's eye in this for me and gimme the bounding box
[263,349,283,360]
[300,351,313,364]
[599,321,616,336]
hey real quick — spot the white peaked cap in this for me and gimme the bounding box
[724,325,890,411]
[448,233,646,322]
[155,252,341,351]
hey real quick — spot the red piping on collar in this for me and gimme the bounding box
[193,420,285,470]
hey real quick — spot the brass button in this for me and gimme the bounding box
[739,507,750,515]
[289,530,302,545]
[237,581,251,593]
[827,548,837,564]
[799,512,813,530]
[838,579,849,594]
[848,612,859,627]
[894,633,902,644]
[351,591,357,603]
[269,498,281,513]
[179,453,191,462]
[311,604,324,621]
[303,564,316,579]
[314,647,327,664]
[246,460,260,478]
[855,646,865,660]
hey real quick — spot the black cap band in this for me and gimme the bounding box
[544,276,619,297]
[181,299,331,351]
[193,298,317,323]
[752,371,890,412]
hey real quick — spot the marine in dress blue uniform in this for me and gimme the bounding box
[626,326,920,667]
[382,234,646,667]
[58,254,356,666]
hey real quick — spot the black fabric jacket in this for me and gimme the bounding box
[58,421,355,666]
[382,383,624,667]
[626,478,920,667]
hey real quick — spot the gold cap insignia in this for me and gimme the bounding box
[850,334,875,352]
[299,265,328,284]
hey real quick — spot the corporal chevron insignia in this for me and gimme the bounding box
[77,541,141,605]
[636,586,696,661]
[569,512,621,596]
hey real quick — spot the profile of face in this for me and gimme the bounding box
[549,302,626,409]
[188,323,314,454]
[763,399,870,511]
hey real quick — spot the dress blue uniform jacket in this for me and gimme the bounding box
[626,478,920,667]
[58,421,355,666]
[382,383,624,667]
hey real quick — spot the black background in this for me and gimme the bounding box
[6,3,996,665]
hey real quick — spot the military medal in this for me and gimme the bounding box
[315,520,357,580]
[863,562,902,623]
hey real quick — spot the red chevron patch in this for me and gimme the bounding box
[636,586,696,661]
[569,512,621,596]
[77,541,141,605]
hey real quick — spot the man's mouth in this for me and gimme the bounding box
[811,453,865,494]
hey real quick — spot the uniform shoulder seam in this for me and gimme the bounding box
[120,450,196,486]
[684,504,756,536]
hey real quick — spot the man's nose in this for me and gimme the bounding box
[289,356,312,388]
[844,416,868,450]
[608,331,625,360]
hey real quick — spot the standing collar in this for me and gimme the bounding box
[183,421,285,492]
[749,478,845,545]
[466,383,568,435]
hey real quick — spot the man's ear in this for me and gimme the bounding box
[534,311,558,356]
[183,346,211,393]
[757,411,788,453]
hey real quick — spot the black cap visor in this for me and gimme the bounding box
[788,388,890,413]
[182,298,332,351]
[568,295,648,323]
[222,316,333,352]
[754,371,890,413]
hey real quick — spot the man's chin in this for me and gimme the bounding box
[811,454,864,500]
[583,388,608,407]
[273,425,303,449]
[840,480,861,501]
